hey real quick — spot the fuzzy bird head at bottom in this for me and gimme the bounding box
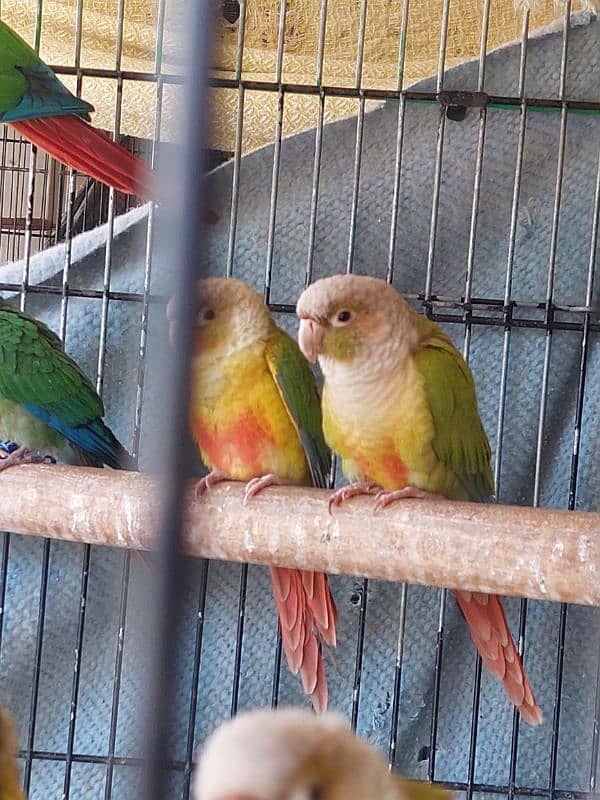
[193,707,454,800]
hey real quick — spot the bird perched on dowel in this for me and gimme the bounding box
[0,19,155,199]
[0,20,225,221]
[296,274,542,726]
[193,706,454,800]
[0,298,135,471]
[167,277,337,711]
[0,706,26,800]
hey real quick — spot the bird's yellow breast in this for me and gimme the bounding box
[190,342,310,484]
[322,355,455,493]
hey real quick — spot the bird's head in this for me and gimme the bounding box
[193,707,403,800]
[296,275,418,379]
[166,277,272,357]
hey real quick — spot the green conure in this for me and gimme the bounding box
[0,299,134,470]
[0,20,155,198]
[297,274,542,726]
[169,278,337,711]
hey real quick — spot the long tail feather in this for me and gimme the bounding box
[302,570,337,647]
[455,590,543,725]
[11,116,156,199]
[270,567,337,712]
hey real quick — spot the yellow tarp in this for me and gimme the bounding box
[0,0,581,152]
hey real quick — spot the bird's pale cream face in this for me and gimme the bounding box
[193,708,401,800]
[166,277,272,357]
[296,275,417,379]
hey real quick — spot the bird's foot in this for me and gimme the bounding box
[373,485,445,514]
[0,443,56,473]
[328,481,383,515]
[194,468,230,498]
[243,474,291,505]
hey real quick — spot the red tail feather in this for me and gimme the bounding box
[11,116,156,200]
[270,567,337,712]
[455,590,543,725]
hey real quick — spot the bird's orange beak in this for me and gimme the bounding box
[298,317,325,363]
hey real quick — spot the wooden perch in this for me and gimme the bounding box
[0,464,599,606]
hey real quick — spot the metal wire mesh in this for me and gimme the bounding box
[0,0,599,798]
[0,4,163,796]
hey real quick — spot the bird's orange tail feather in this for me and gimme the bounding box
[270,567,337,712]
[455,590,542,725]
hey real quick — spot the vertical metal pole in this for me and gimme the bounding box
[463,4,492,793]
[427,0,451,781]
[141,1,212,798]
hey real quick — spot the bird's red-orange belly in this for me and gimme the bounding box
[192,411,277,478]
[381,452,409,487]
[353,450,409,489]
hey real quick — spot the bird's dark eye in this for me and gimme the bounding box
[332,309,353,326]
[308,785,325,800]
[203,308,215,321]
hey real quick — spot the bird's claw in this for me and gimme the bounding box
[327,481,382,515]
[194,469,229,498]
[0,444,56,472]
[243,474,289,506]
[373,485,443,514]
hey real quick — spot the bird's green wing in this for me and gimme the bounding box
[0,304,133,469]
[265,327,331,489]
[413,334,494,502]
[0,305,103,424]
[0,21,92,121]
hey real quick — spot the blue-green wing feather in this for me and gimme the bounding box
[0,21,92,122]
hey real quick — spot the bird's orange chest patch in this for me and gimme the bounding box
[353,450,408,489]
[192,409,276,477]
[381,452,409,486]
